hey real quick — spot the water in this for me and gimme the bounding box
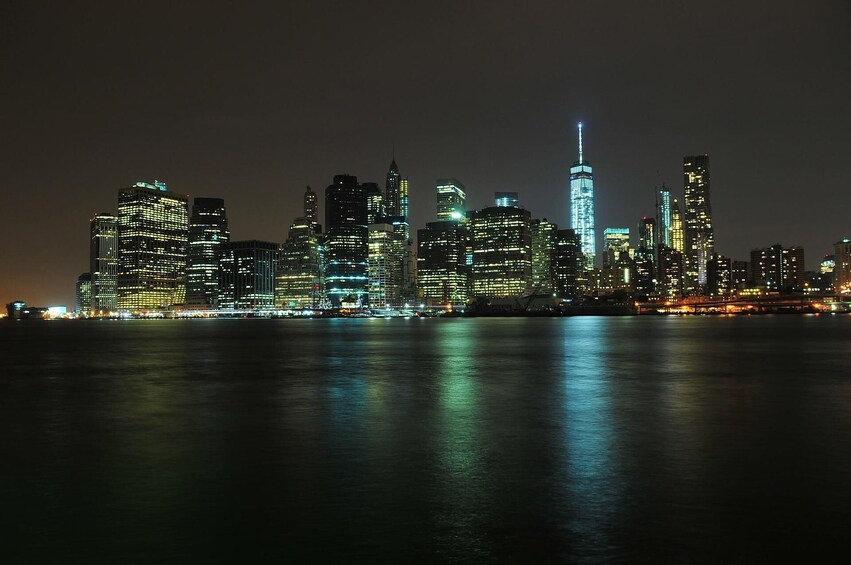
[2,316,851,562]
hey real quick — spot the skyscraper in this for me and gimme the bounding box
[89,212,117,315]
[325,175,368,308]
[117,181,189,312]
[385,157,401,217]
[554,229,582,298]
[657,186,672,248]
[683,155,715,290]
[276,186,323,309]
[416,221,470,307]
[76,273,92,316]
[570,122,595,270]
[469,206,532,298]
[363,182,384,225]
[218,240,278,310]
[436,179,466,222]
[602,228,631,267]
[186,197,230,309]
[531,219,557,293]
[368,223,405,308]
[670,198,685,253]
[303,185,319,227]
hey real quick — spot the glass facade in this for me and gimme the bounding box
[325,175,368,308]
[683,155,715,290]
[554,229,582,298]
[117,181,189,312]
[436,179,466,222]
[186,198,229,309]
[531,219,557,293]
[657,186,672,248]
[368,223,405,308]
[417,221,470,306]
[494,192,520,208]
[570,123,595,270]
[218,240,278,310]
[470,206,532,298]
[76,272,92,316]
[90,212,117,314]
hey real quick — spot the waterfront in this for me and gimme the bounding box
[2,316,851,562]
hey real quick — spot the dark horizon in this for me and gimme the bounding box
[2,1,850,306]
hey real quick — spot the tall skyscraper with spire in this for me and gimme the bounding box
[385,155,401,217]
[683,154,715,290]
[569,122,595,270]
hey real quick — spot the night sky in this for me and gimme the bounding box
[2,1,849,306]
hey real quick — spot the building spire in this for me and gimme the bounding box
[578,122,584,163]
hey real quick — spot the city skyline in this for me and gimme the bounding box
[2,1,850,305]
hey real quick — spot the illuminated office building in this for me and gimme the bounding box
[76,273,92,316]
[276,186,324,309]
[657,246,683,298]
[670,198,685,253]
[657,186,672,248]
[117,181,189,311]
[186,198,229,309]
[683,155,715,290]
[469,206,532,298]
[304,185,319,226]
[601,228,632,293]
[750,244,804,292]
[416,221,470,306]
[638,217,656,256]
[89,212,117,314]
[325,175,368,308]
[531,219,557,293]
[495,192,520,208]
[368,223,405,308]
[276,215,323,309]
[570,122,595,270]
[554,229,582,298]
[436,179,466,222]
[385,158,401,218]
[218,240,278,310]
[603,228,630,267]
[364,182,384,225]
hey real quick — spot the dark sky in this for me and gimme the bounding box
[2,0,850,306]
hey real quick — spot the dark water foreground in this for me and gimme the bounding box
[2,316,851,563]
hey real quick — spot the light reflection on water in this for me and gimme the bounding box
[2,316,851,562]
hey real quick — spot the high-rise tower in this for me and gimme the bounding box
[670,198,685,253]
[325,174,368,308]
[90,212,118,315]
[117,181,189,311]
[570,122,595,270]
[186,197,230,309]
[657,186,672,248]
[385,157,401,217]
[303,185,319,228]
[683,155,715,290]
[436,179,466,222]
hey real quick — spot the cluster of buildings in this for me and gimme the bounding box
[71,125,851,316]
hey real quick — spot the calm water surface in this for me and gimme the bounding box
[2,316,851,562]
